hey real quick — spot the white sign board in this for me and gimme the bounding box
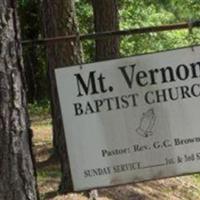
[55,46,200,191]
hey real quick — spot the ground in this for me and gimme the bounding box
[31,116,200,200]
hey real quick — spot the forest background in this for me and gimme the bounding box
[16,0,200,199]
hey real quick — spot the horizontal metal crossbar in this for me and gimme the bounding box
[21,20,200,45]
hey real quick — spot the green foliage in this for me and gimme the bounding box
[118,0,200,56]
[18,0,49,103]
[155,0,200,21]
[18,0,29,7]
[28,100,51,117]
[75,0,200,58]
[38,169,61,181]
[75,0,95,62]
[18,0,200,103]
[75,0,93,34]
[18,0,40,40]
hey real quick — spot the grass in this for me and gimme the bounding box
[29,101,59,199]
[32,119,61,200]
[28,100,51,116]
[38,169,61,181]
[29,100,51,124]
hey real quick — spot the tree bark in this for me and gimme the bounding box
[90,1,120,198]
[42,0,81,193]
[0,0,38,200]
[92,0,120,61]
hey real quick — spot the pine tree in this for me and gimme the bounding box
[0,0,38,199]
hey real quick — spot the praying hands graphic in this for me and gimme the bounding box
[136,108,156,138]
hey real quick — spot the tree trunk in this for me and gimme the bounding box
[42,0,81,193]
[92,0,120,61]
[90,1,120,198]
[0,0,38,200]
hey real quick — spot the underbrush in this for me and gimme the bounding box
[28,100,51,124]
[28,99,51,117]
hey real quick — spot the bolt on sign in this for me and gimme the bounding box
[55,46,200,191]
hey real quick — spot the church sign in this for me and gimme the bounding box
[55,46,200,191]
